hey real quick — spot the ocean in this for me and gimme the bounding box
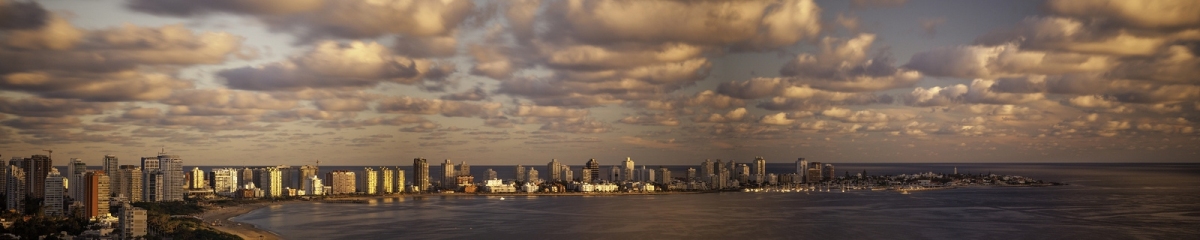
[230,163,1199,239]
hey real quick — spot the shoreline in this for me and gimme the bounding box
[199,202,295,240]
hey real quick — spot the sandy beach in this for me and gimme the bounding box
[200,202,287,240]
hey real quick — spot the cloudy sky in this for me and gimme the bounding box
[1,0,1197,166]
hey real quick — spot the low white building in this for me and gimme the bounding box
[521,182,539,193]
[483,179,516,193]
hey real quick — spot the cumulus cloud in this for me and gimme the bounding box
[0,97,113,117]
[0,0,48,30]
[376,96,501,118]
[695,108,748,123]
[542,0,820,50]
[129,0,475,43]
[539,118,612,134]
[904,79,1043,106]
[759,112,795,125]
[974,17,1171,56]
[904,44,1110,79]
[920,17,946,36]
[617,112,680,126]
[513,105,589,119]
[220,41,452,91]
[1044,0,1200,30]
[440,86,488,101]
[779,34,922,92]
[820,107,912,123]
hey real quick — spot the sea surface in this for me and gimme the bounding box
[231,163,1200,239]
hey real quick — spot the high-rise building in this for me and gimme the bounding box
[396,169,406,193]
[6,164,25,211]
[806,162,823,183]
[825,164,835,181]
[458,161,470,178]
[143,170,164,202]
[156,153,184,201]
[547,159,562,182]
[210,168,238,194]
[796,158,808,183]
[68,158,87,201]
[585,159,600,182]
[118,165,142,203]
[360,167,377,194]
[103,155,119,198]
[239,168,254,188]
[563,167,573,182]
[303,175,324,195]
[701,159,714,181]
[609,165,619,182]
[44,168,64,216]
[326,170,355,195]
[19,155,52,200]
[526,168,538,183]
[441,159,455,190]
[515,165,525,182]
[83,171,110,218]
[380,167,395,194]
[259,167,282,198]
[0,157,9,197]
[581,166,591,183]
[276,165,297,190]
[687,168,696,182]
[119,203,147,239]
[659,166,671,185]
[413,158,429,192]
[189,167,205,189]
[753,157,767,184]
[622,157,635,182]
[300,165,319,186]
[736,164,749,183]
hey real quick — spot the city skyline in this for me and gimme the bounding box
[2,0,1199,165]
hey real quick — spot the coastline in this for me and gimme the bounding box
[200,202,291,240]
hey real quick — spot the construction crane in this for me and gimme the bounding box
[42,149,52,159]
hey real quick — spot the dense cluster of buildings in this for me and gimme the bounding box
[2,152,171,239]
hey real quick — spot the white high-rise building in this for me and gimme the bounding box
[753,157,767,184]
[515,165,525,182]
[396,169,406,193]
[189,167,204,189]
[119,203,147,239]
[360,167,378,194]
[380,167,395,194]
[68,158,86,201]
[211,168,238,194]
[157,153,184,201]
[118,165,142,203]
[622,158,635,182]
[143,170,164,202]
[259,167,282,198]
[547,159,562,182]
[43,168,64,216]
[442,160,455,189]
[303,175,324,196]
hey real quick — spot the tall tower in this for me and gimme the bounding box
[441,159,455,190]
[157,153,184,201]
[547,159,562,182]
[22,155,52,200]
[68,158,87,201]
[753,157,766,184]
[796,158,808,183]
[83,171,110,218]
[585,159,600,182]
[43,168,64,216]
[413,158,429,192]
[622,157,635,182]
[515,165,525,182]
[395,169,406,193]
[700,159,713,182]
[103,155,119,197]
[118,165,142,202]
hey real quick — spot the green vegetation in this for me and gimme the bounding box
[0,215,88,239]
[131,201,240,240]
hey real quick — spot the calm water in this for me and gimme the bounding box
[232,163,1200,239]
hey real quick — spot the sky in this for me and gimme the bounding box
[1,0,1198,166]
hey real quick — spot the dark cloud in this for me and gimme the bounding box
[0,0,48,30]
[0,97,114,117]
[219,41,452,91]
[128,0,474,43]
[440,86,488,101]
